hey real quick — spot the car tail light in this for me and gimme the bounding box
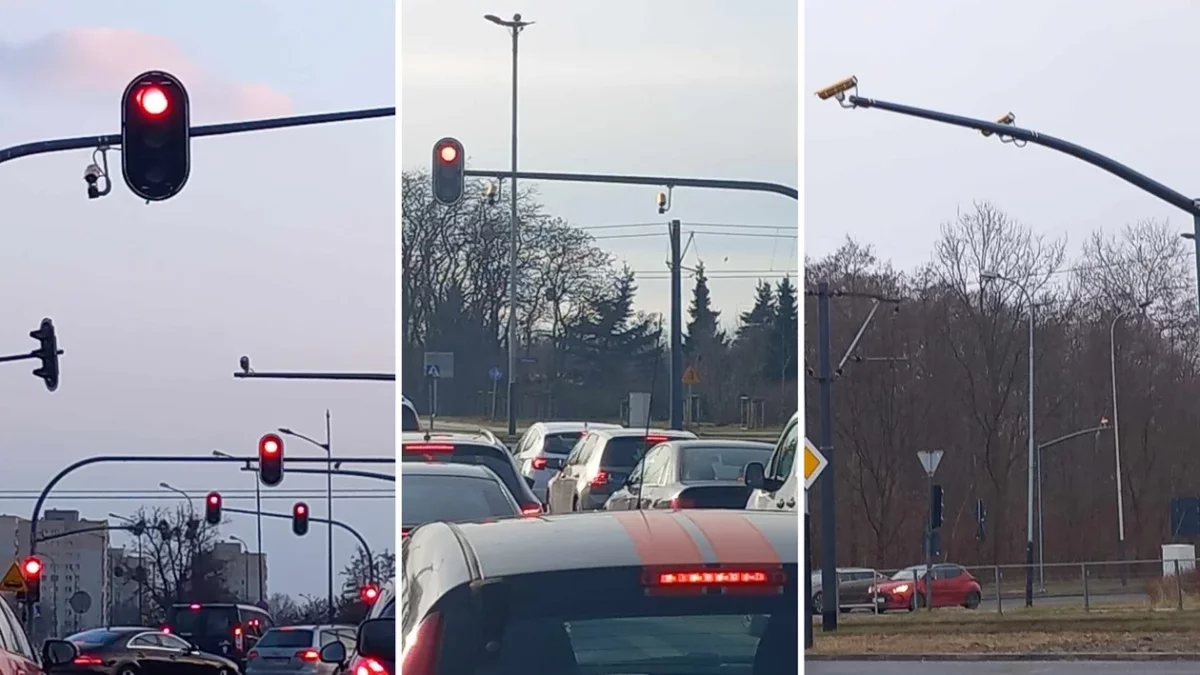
[670,496,696,509]
[531,457,548,470]
[590,471,609,487]
[646,435,669,443]
[247,650,259,660]
[74,655,104,666]
[189,603,201,610]
[160,625,172,634]
[650,569,784,586]
[353,657,389,675]
[298,649,320,662]
[520,504,541,516]
[405,443,455,453]
[401,612,443,675]
[234,625,244,651]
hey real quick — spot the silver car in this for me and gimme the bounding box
[245,624,356,675]
[514,421,622,502]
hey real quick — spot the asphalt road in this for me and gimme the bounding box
[809,662,1200,675]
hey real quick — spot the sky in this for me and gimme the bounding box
[807,0,1200,276]
[0,0,394,599]
[401,0,799,328]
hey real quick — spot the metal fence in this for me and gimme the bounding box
[823,558,1200,614]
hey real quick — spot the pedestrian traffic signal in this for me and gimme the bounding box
[121,70,191,201]
[292,502,309,536]
[258,433,284,487]
[205,492,222,525]
[360,584,379,604]
[431,137,465,206]
[930,484,945,530]
[21,556,42,603]
[29,318,60,392]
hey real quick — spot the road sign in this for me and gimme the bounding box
[425,364,440,378]
[424,351,454,379]
[917,450,944,477]
[804,437,828,490]
[682,366,700,385]
[68,590,91,614]
[0,563,26,593]
[489,367,503,382]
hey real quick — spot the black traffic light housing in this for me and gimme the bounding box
[20,557,42,603]
[29,318,61,392]
[205,492,222,525]
[292,502,309,536]
[121,70,191,201]
[258,433,284,487]
[431,137,465,206]
[930,484,945,530]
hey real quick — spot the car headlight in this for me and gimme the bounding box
[893,584,909,594]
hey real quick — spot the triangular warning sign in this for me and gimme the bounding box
[0,562,26,593]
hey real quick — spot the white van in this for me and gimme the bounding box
[744,411,799,511]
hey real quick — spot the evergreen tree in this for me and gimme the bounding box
[737,280,775,340]
[565,267,660,389]
[766,276,798,382]
[684,263,726,355]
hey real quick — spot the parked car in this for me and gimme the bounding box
[868,563,983,611]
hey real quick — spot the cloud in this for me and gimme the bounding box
[0,27,291,119]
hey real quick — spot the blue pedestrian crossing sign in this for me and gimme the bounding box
[425,364,440,378]
[489,367,502,382]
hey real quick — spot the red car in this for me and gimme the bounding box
[868,563,982,611]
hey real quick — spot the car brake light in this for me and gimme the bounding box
[74,655,104,666]
[646,435,668,443]
[520,504,541,516]
[401,611,443,675]
[160,625,171,633]
[353,657,389,675]
[189,603,201,610]
[649,569,785,586]
[298,649,320,662]
[247,650,259,660]
[670,496,696,509]
[406,443,455,453]
[531,457,547,470]
[590,471,609,487]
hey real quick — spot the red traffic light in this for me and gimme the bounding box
[259,434,282,456]
[135,86,170,116]
[292,502,309,536]
[437,143,458,164]
[21,557,42,579]
[205,491,223,525]
[360,584,379,604]
[207,493,220,506]
[294,503,307,516]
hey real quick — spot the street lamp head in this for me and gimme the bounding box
[1181,232,1196,240]
[158,482,170,489]
[484,13,504,24]
[278,427,293,436]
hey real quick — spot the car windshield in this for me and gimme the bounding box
[67,629,123,647]
[168,606,239,635]
[542,432,583,455]
[679,445,773,482]
[465,566,797,674]
[401,473,518,527]
[255,628,313,648]
[891,567,926,580]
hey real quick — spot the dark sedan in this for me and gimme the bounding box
[49,627,239,674]
[603,439,774,510]
[402,462,523,537]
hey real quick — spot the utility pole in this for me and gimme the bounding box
[817,282,838,632]
[669,219,683,430]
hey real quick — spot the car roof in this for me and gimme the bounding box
[534,421,623,434]
[269,624,354,631]
[414,510,796,581]
[401,431,505,448]
[664,439,775,450]
[401,462,500,479]
[589,428,698,439]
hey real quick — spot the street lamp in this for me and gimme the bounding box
[228,535,252,602]
[1110,299,1152,575]
[110,512,145,623]
[214,449,264,603]
[278,411,334,622]
[980,270,1037,607]
[484,11,535,439]
[159,482,195,517]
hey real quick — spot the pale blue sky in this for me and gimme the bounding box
[402,0,799,326]
[0,0,394,598]
[807,0,1200,273]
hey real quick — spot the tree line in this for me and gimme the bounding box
[807,201,1200,570]
[402,169,798,425]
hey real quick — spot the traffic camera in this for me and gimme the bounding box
[205,492,222,525]
[292,502,309,536]
[431,137,465,206]
[258,433,284,487]
[21,556,42,603]
[121,70,191,201]
[814,76,858,101]
[29,318,61,392]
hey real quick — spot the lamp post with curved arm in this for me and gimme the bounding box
[1110,299,1152,581]
[981,270,1037,607]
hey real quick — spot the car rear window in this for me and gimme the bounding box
[67,629,122,647]
[402,474,518,527]
[680,446,773,482]
[402,443,525,498]
[599,437,664,468]
[168,606,238,636]
[256,628,313,648]
[542,432,583,455]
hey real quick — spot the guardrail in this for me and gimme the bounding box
[821,558,1200,615]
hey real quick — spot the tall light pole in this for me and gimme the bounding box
[159,482,195,517]
[228,535,252,602]
[279,412,334,621]
[485,11,534,439]
[1110,299,1151,576]
[981,270,1036,607]
[214,449,264,603]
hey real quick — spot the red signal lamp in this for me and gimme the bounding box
[437,144,458,164]
[360,584,380,604]
[260,434,282,456]
[295,504,307,516]
[135,86,169,116]
[21,557,42,578]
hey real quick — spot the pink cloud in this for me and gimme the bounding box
[0,27,292,119]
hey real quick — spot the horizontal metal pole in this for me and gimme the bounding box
[465,169,798,200]
[239,466,394,483]
[234,371,395,381]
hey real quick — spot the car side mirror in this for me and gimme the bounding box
[42,639,78,668]
[319,640,347,666]
[744,462,766,489]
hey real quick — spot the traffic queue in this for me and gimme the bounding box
[400,407,801,674]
